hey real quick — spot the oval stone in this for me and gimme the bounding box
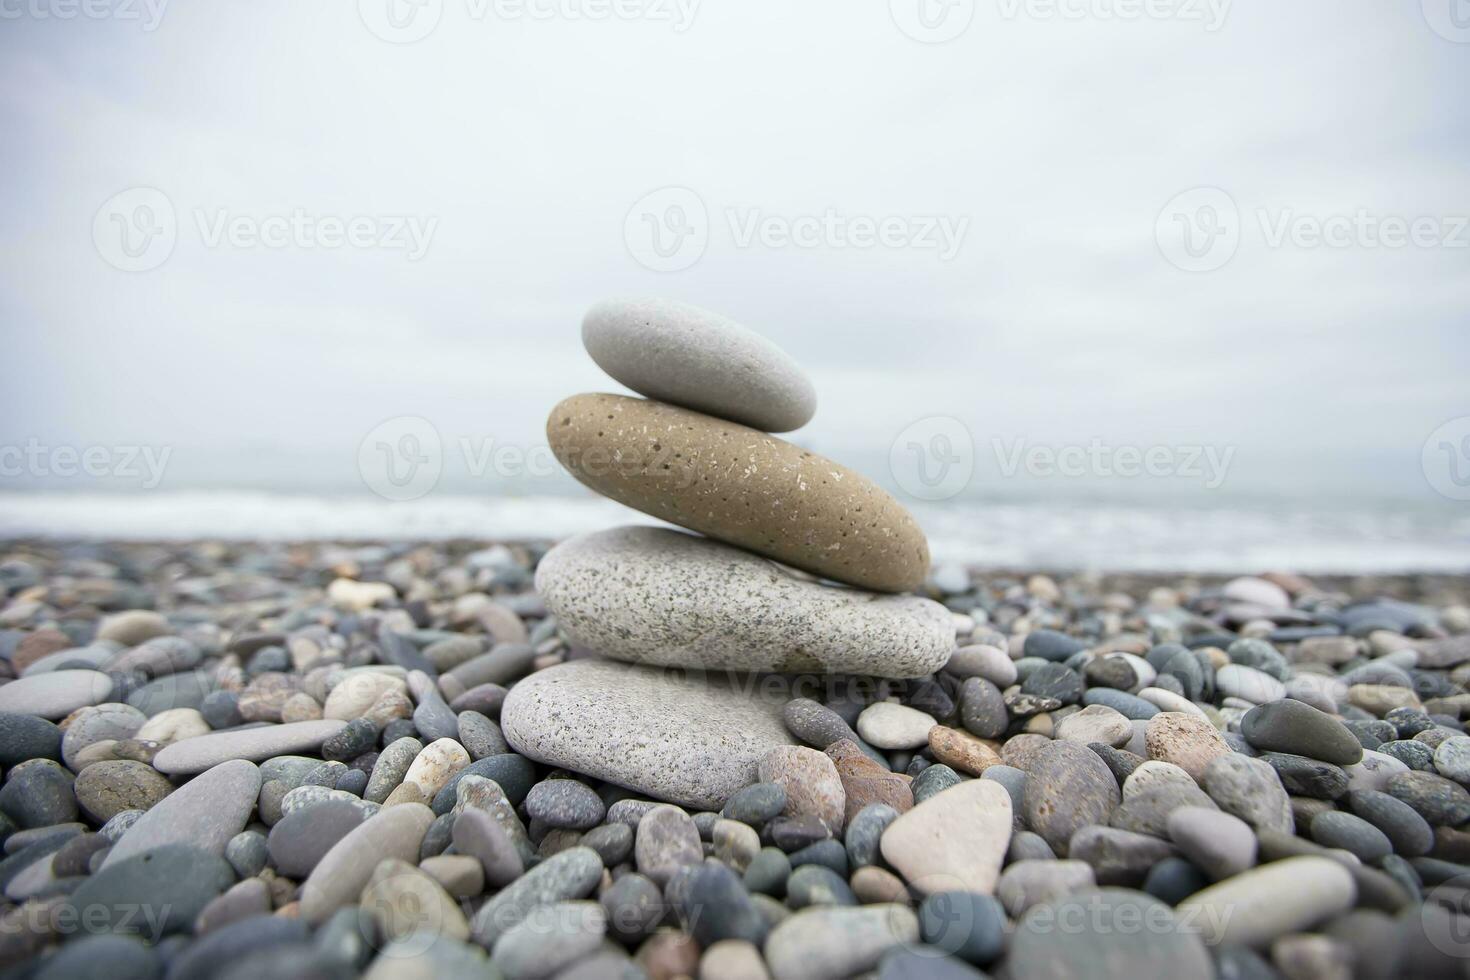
[152,719,347,775]
[581,296,817,433]
[546,393,930,593]
[501,659,793,810]
[1176,856,1355,947]
[0,670,113,719]
[103,759,262,868]
[536,527,952,677]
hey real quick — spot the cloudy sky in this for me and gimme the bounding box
[2,0,1467,509]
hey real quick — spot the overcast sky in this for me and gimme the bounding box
[2,0,1467,507]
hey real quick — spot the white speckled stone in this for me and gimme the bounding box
[582,296,816,433]
[152,719,347,775]
[0,671,113,719]
[501,659,793,810]
[536,527,953,679]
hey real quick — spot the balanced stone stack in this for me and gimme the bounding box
[503,297,957,809]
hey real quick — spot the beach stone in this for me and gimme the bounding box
[1347,789,1434,856]
[1024,630,1085,662]
[857,702,936,749]
[1122,760,1195,800]
[267,799,369,877]
[199,691,242,730]
[825,740,911,823]
[764,905,919,980]
[1020,662,1083,704]
[97,610,170,646]
[1311,810,1393,862]
[1055,704,1132,747]
[502,659,791,810]
[1203,753,1294,834]
[1082,688,1160,720]
[108,636,201,678]
[880,779,1011,895]
[526,779,606,830]
[781,698,859,750]
[538,528,948,677]
[1067,826,1177,886]
[456,711,506,760]
[845,802,900,870]
[1260,752,1350,799]
[135,707,209,744]
[601,871,664,943]
[323,672,405,721]
[700,939,770,980]
[152,720,347,775]
[72,760,172,822]
[759,745,846,833]
[946,645,1016,687]
[0,670,113,719]
[722,782,787,826]
[1110,784,1217,838]
[0,760,76,829]
[300,802,435,923]
[401,737,469,799]
[912,764,962,804]
[1022,739,1121,855]
[30,934,160,980]
[677,861,767,947]
[453,806,525,887]
[103,758,261,868]
[1434,735,1470,782]
[918,891,1004,966]
[61,704,147,770]
[1167,806,1256,880]
[492,899,605,979]
[1387,770,1470,825]
[1009,889,1211,980]
[958,677,1008,739]
[360,857,470,947]
[635,804,702,886]
[1176,856,1356,947]
[432,753,536,813]
[1241,699,1363,766]
[225,830,267,877]
[1144,711,1231,780]
[364,736,423,804]
[64,843,233,936]
[470,845,603,947]
[0,712,61,766]
[996,859,1095,917]
[195,876,271,934]
[927,726,1002,776]
[581,296,816,432]
[713,818,760,872]
[547,399,930,594]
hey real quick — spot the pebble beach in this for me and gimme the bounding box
[1,298,1468,980]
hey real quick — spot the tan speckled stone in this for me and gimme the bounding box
[535,526,953,678]
[546,393,930,593]
[501,659,793,810]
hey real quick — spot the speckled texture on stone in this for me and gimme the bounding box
[152,719,348,775]
[546,395,930,593]
[581,297,817,433]
[501,659,793,810]
[537,527,950,676]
